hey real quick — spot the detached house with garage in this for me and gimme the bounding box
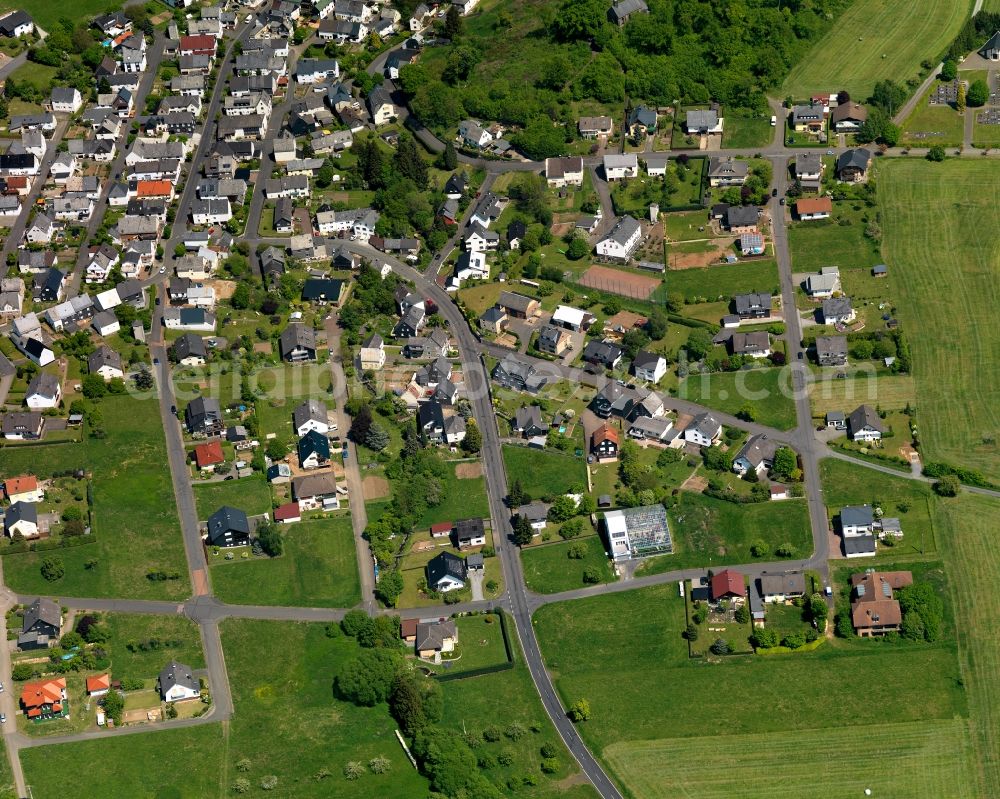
[837,148,871,182]
[632,351,666,383]
[603,153,638,181]
[19,598,60,649]
[847,404,883,442]
[426,551,467,592]
[707,157,748,187]
[850,571,913,636]
[686,108,723,134]
[831,102,868,133]
[840,504,877,558]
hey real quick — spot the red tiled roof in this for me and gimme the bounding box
[194,441,224,468]
[710,569,746,599]
[180,34,216,52]
[136,180,173,198]
[20,678,65,711]
[273,502,300,521]
[26,708,40,718]
[430,522,453,534]
[86,674,111,694]
[400,618,418,639]
[592,423,619,446]
[796,197,832,214]
[4,475,37,496]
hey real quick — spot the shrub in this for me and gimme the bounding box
[568,699,591,722]
[541,758,559,774]
[343,762,364,781]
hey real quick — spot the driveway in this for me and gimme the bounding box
[469,568,484,601]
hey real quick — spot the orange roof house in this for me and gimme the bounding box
[795,197,832,219]
[136,180,173,199]
[86,674,111,695]
[4,475,39,500]
[193,441,224,470]
[273,502,301,523]
[20,677,66,717]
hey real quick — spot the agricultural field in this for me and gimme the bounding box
[520,535,617,594]
[678,368,798,430]
[209,517,361,608]
[1,397,190,600]
[192,475,273,519]
[502,445,588,501]
[534,582,971,798]
[637,491,812,574]
[820,458,939,557]
[781,0,969,99]
[0,0,121,32]
[878,159,1000,479]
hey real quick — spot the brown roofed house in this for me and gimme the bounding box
[850,570,913,637]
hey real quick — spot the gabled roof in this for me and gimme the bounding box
[837,148,871,172]
[23,598,60,633]
[426,551,466,587]
[297,428,331,462]
[848,404,883,434]
[293,398,328,430]
[710,569,746,599]
[157,660,199,695]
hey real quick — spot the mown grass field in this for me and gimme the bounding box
[534,581,970,798]
[209,517,360,607]
[678,368,798,430]
[661,260,780,304]
[722,114,774,149]
[940,494,1000,796]
[604,720,978,799]
[502,445,588,501]
[637,491,812,574]
[787,204,882,275]
[1,397,190,599]
[879,160,1000,478]
[192,475,273,519]
[20,724,225,799]
[900,93,966,148]
[808,372,915,417]
[781,0,970,99]
[521,535,617,594]
[416,463,490,527]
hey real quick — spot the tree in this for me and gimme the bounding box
[926,145,946,162]
[341,609,372,638]
[508,479,526,508]
[133,367,154,391]
[771,447,797,481]
[41,557,64,582]
[956,79,966,113]
[390,670,442,735]
[349,404,373,444]
[940,59,957,82]
[369,756,391,774]
[102,689,124,724]
[967,79,989,107]
[682,623,699,641]
[511,514,534,546]
[645,308,668,340]
[685,328,712,360]
[255,521,283,557]
[317,160,335,188]
[752,627,778,648]
[582,566,600,584]
[375,569,403,607]
[566,236,589,260]
[82,374,107,399]
[343,762,365,781]
[933,474,960,496]
[461,418,482,454]
[444,5,463,39]
[441,141,457,170]
[365,422,390,451]
[568,698,591,722]
[547,495,577,522]
[736,403,758,423]
[11,663,34,681]
[709,638,729,655]
[851,339,874,359]
[334,649,404,706]
[869,79,907,116]
[511,117,567,161]
[734,604,750,624]
[265,438,287,461]
[231,282,251,310]
[393,134,428,189]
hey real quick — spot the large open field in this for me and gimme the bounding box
[1,397,190,599]
[502,445,588,501]
[879,160,1000,478]
[678,368,798,430]
[0,0,120,32]
[209,517,360,607]
[781,0,970,99]
[533,582,971,798]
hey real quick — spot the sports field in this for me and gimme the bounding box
[879,160,1000,478]
[604,720,977,799]
[782,0,970,99]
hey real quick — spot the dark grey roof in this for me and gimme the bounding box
[837,148,871,172]
[88,345,122,374]
[497,291,536,314]
[293,398,328,430]
[632,350,662,370]
[26,372,60,400]
[173,333,207,361]
[279,322,316,356]
[157,660,199,695]
[848,404,884,435]
[207,506,250,545]
[841,505,874,528]
[22,597,59,633]
[426,551,466,587]
[815,336,848,358]
[843,534,876,556]
[760,573,807,597]
[725,206,760,228]
[604,215,641,246]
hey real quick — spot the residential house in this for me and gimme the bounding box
[733,292,771,319]
[609,0,647,25]
[19,677,67,720]
[4,476,43,504]
[193,441,224,471]
[480,306,507,334]
[796,196,832,220]
[632,351,666,383]
[19,598,60,649]
[297,429,331,469]
[173,333,207,366]
[821,296,855,325]
[415,619,458,658]
[301,278,345,305]
[25,373,61,410]
[88,346,124,380]
[359,333,385,370]
[1,412,44,440]
[536,324,571,356]
[837,148,871,182]
[711,569,746,601]
[760,573,807,603]
[805,266,841,298]
[595,215,642,262]
[469,192,503,227]
[684,412,722,447]
[840,504,876,558]
[791,103,825,133]
[157,661,200,702]
[707,157,749,187]
[453,517,486,550]
[627,105,657,136]
[545,156,584,188]
[492,355,547,393]
[0,11,33,38]
[582,340,623,369]
[4,501,38,539]
[850,570,913,636]
[512,405,549,438]
[591,423,619,460]
[732,434,779,476]
[831,102,867,133]
[578,116,613,138]
[626,415,674,442]
[366,86,396,126]
[847,404,883,442]
[185,396,223,436]
[25,215,56,245]
[392,305,426,339]
[207,506,251,548]
[426,551,466,592]
[293,399,330,437]
[279,323,317,362]
[590,381,642,420]
[730,331,771,358]
[794,152,824,191]
[295,58,340,84]
[815,335,848,367]
[292,472,340,511]
[723,205,759,233]
[163,307,216,331]
[450,250,489,288]
[686,108,723,134]
[464,223,500,252]
[603,153,639,180]
[50,87,82,114]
